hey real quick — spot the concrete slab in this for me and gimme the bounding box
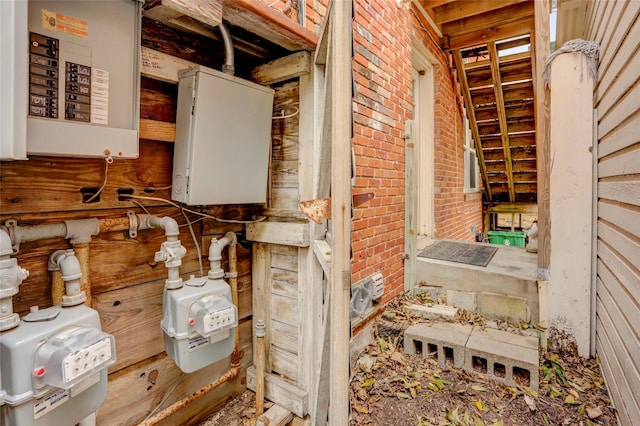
[415,239,539,324]
[404,322,472,368]
[446,290,477,312]
[465,327,539,389]
[481,292,530,323]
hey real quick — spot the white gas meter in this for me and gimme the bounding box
[161,276,238,373]
[0,304,116,425]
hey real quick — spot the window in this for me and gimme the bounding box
[463,114,479,192]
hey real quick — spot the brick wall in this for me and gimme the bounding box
[351,1,483,302]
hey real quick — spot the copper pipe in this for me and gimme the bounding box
[137,239,242,426]
[51,269,64,306]
[98,217,130,233]
[228,242,240,360]
[137,366,240,426]
[73,243,92,307]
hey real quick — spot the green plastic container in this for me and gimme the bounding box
[488,230,526,247]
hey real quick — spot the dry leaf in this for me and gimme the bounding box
[353,404,369,414]
[361,378,375,387]
[391,351,405,364]
[524,395,536,412]
[586,406,603,419]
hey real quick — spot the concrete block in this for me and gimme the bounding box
[405,303,458,321]
[414,286,439,303]
[480,292,530,323]
[446,290,477,312]
[404,322,472,368]
[465,327,539,389]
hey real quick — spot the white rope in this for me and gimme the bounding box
[543,38,600,88]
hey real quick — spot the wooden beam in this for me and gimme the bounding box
[252,243,273,372]
[246,221,310,247]
[488,41,516,202]
[143,0,223,29]
[298,67,326,409]
[452,49,492,200]
[441,1,534,38]
[222,0,318,51]
[533,0,551,274]
[252,51,312,86]
[257,405,294,426]
[487,203,538,214]
[434,0,529,24]
[447,18,534,50]
[141,46,195,84]
[247,367,309,418]
[412,0,443,38]
[329,0,353,424]
[139,118,175,142]
[422,0,456,10]
[314,2,332,66]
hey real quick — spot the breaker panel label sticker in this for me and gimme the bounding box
[41,9,88,39]
[91,68,109,125]
[33,389,69,420]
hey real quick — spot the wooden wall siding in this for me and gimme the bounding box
[269,244,300,381]
[270,82,302,212]
[585,1,640,424]
[254,78,306,385]
[0,17,271,426]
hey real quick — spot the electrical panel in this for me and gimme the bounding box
[0,304,115,426]
[161,276,237,373]
[2,0,141,160]
[171,65,275,205]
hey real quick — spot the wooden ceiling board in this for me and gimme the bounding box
[433,0,529,24]
[441,1,534,38]
[445,18,534,52]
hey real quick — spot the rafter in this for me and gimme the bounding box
[487,41,516,202]
[434,0,528,24]
[441,1,534,38]
[446,18,534,50]
[452,49,492,200]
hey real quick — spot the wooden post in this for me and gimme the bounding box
[533,0,551,277]
[329,0,353,424]
[404,120,417,292]
[255,320,266,417]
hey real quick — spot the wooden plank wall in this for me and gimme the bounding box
[254,81,305,383]
[585,2,640,425]
[0,20,262,426]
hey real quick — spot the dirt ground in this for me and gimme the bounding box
[200,294,617,426]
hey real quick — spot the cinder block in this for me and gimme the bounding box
[480,292,530,323]
[465,327,539,389]
[404,322,472,368]
[446,290,477,312]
